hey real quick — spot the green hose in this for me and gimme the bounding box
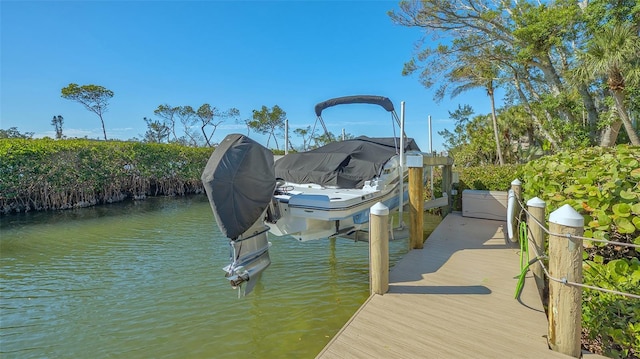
[514,221,529,298]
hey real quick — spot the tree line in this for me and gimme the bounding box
[1,83,344,151]
[389,0,639,166]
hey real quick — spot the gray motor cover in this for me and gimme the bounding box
[201,134,276,240]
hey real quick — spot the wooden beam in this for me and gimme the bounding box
[422,155,454,166]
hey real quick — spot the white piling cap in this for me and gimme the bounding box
[526,197,545,208]
[371,202,389,216]
[549,204,584,228]
[511,178,522,186]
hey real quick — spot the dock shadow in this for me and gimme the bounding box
[389,213,518,283]
[388,284,491,295]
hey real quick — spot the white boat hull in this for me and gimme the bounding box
[267,154,416,241]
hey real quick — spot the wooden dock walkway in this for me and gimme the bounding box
[317,212,592,359]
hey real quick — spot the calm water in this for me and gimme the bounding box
[0,196,438,358]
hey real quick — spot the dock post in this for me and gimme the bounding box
[548,204,584,358]
[526,197,546,301]
[442,164,452,214]
[407,153,424,249]
[369,202,389,295]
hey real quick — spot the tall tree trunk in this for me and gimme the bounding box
[521,75,559,128]
[170,121,177,142]
[531,56,563,96]
[533,55,577,123]
[599,120,622,147]
[99,115,107,140]
[576,83,599,139]
[513,76,560,148]
[489,92,504,165]
[612,90,640,145]
[201,124,212,147]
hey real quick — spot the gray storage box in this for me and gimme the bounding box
[462,190,508,221]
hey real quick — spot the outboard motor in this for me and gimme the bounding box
[201,134,276,295]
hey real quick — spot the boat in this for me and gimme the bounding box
[201,95,423,294]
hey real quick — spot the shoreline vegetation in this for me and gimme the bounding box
[0,138,211,215]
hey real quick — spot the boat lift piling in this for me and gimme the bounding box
[428,115,434,199]
[407,153,424,249]
[398,101,406,230]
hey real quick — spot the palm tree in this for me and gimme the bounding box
[577,24,640,146]
[438,58,505,165]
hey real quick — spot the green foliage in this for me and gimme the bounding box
[0,127,34,139]
[0,138,211,214]
[582,258,640,358]
[143,116,170,143]
[458,164,524,192]
[195,104,239,147]
[391,0,639,155]
[522,145,640,246]
[521,145,640,356]
[440,111,502,166]
[61,83,114,140]
[249,105,286,150]
[445,164,523,211]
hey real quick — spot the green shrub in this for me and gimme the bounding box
[442,164,523,211]
[0,139,212,213]
[582,258,640,359]
[521,145,640,357]
[521,145,640,255]
[457,164,523,191]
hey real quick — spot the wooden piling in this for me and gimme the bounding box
[369,202,389,295]
[526,197,546,301]
[441,164,452,214]
[407,154,424,249]
[547,204,584,358]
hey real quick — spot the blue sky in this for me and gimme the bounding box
[1,0,495,152]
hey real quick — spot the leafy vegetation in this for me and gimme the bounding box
[427,164,522,211]
[61,83,114,140]
[148,103,240,147]
[457,164,523,193]
[0,138,212,214]
[521,145,640,358]
[248,105,287,150]
[391,0,640,166]
[0,127,34,139]
[582,258,640,359]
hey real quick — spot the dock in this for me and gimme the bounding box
[317,212,601,358]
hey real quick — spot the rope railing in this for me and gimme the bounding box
[513,196,640,300]
[515,196,640,249]
[508,179,639,357]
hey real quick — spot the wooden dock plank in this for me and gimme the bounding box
[317,213,573,359]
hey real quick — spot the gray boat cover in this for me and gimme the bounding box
[275,136,420,189]
[314,95,395,117]
[201,134,276,240]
